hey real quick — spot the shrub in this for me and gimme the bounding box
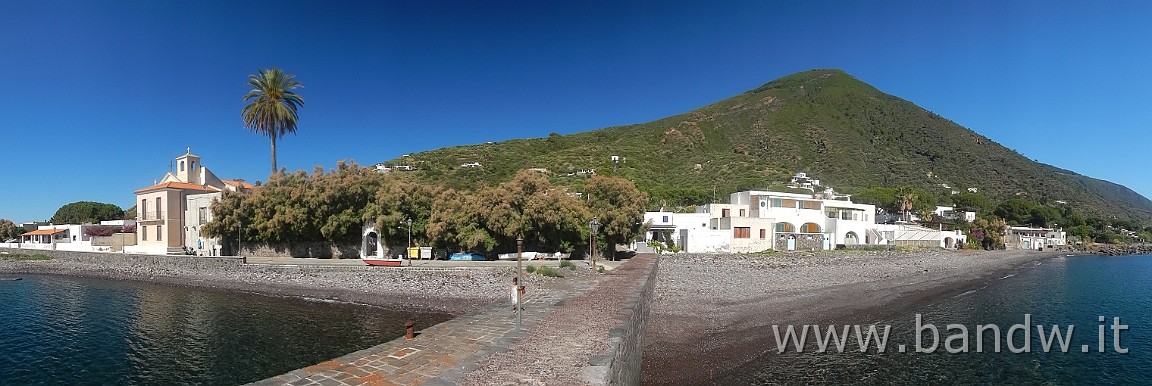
[525,265,537,273]
[83,226,122,237]
[559,260,575,270]
[535,266,564,278]
[597,265,605,273]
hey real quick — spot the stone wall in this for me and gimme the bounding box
[241,241,359,258]
[775,233,825,251]
[587,255,660,385]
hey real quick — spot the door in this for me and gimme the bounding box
[787,235,796,251]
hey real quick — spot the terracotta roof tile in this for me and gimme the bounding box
[22,228,67,236]
[134,182,221,194]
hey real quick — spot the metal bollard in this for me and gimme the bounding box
[405,320,415,340]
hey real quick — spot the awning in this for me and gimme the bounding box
[22,228,68,236]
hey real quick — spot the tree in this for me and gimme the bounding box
[50,201,124,224]
[584,176,647,259]
[366,175,438,248]
[0,219,19,240]
[427,188,496,253]
[242,68,304,174]
[896,187,918,222]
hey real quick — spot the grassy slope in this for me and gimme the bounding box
[386,69,1152,221]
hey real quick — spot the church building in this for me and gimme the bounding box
[128,148,252,255]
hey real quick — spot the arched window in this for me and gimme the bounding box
[180,161,185,172]
[801,222,822,233]
[775,223,795,232]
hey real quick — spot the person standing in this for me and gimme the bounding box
[510,277,525,311]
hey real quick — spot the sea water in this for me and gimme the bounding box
[718,254,1152,384]
[0,275,450,385]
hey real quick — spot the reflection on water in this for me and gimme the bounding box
[717,255,1152,385]
[0,275,451,385]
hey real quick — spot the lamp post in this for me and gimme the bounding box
[589,218,599,270]
[238,220,244,264]
[406,217,413,266]
[516,235,523,328]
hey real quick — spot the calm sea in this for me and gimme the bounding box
[0,275,451,385]
[718,254,1152,385]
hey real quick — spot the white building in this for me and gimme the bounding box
[1006,226,1066,250]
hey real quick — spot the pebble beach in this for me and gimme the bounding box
[642,248,1066,384]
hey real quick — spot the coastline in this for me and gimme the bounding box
[0,249,566,315]
[641,249,1068,385]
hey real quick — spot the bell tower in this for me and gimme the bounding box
[175,147,202,184]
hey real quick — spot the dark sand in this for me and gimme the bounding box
[642,249,1066,385]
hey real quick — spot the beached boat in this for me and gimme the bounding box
[497,251,539,260]
[449,253,486,261]
[362,256,404,267]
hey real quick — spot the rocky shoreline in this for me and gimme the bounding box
[0,249,567,315]
[641,248,1071,385]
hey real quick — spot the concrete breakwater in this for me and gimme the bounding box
[0,248,665,385]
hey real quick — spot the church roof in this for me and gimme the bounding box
[222,179,255,190]
[134,181,222,194]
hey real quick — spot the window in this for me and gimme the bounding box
[776,223,794,232]
[140,199,147,220]
[199,207,208,224]
[759,229,767,239]
[722,209,731,218]
[734,227,751,238]
[157,225,162,241]
[801,223,821,233]
[739,209,746,217]
[180,160,185,172]
[801,201,820,210]
[826,209,838,219]
[771,199,783,208]
[662,215,669,223]
[142,226,147,241]
[155,197,162,219]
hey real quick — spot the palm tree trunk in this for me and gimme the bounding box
[270,135,278,174]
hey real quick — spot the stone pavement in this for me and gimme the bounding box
[243,256,624,271]
[249,271,597,386]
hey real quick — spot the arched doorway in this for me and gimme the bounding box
[787,235,796,251]
[845,232,859,245]
[944,237,954,249]
[366,232,379,257]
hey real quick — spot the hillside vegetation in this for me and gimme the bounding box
[382,69,1152,222]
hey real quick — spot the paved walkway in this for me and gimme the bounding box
[250,271,597,386]
[243,256,624,271]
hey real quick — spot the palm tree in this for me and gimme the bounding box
[242,68,304,174]
[896,188,918,222]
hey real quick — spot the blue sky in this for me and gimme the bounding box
[1,0,1151,224]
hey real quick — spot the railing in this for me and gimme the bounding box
[139,210,164,220]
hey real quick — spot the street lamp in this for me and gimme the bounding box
[404,217,413,266]
[238,220,244,264]
[516,235,523,328]
[589,218,600,270]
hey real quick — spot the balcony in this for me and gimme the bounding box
[139,210,164,222]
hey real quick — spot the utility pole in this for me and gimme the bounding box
[406,217,413,266]
[516,235,523,328]
[589,218,600,270]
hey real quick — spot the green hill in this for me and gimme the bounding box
[382,69,1152,222]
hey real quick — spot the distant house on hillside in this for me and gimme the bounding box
[127,148,251,255]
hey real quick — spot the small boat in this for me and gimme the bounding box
[497,251,540,260]
[362,256,405,267]
[0,277,22,281]
[449,253,487,261]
